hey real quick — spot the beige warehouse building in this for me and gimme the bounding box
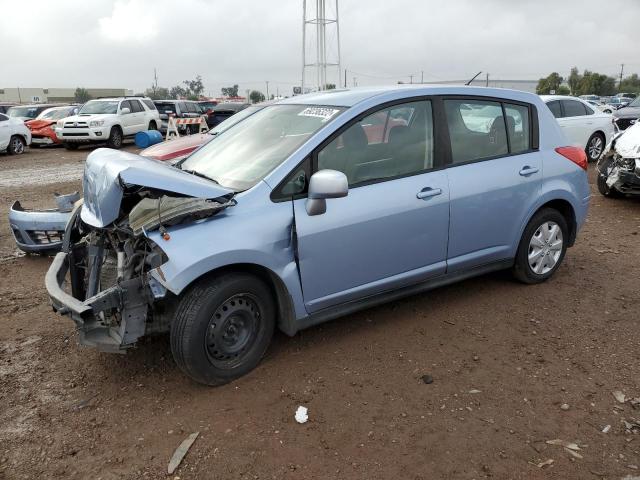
[0,87,134,103]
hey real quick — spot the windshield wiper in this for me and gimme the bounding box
[181,169,220,184]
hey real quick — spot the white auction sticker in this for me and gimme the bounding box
[298,107,340,122]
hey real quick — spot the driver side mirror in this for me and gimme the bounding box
[305,169,348,216]
[121,107,131,114]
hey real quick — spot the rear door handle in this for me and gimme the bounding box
[416,187,442,199]
[519,166,539,176]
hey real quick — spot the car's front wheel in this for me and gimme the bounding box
[597,174,624,198]
[170,273,276,386]
[7,135,25,155]
[106,126,123,149]
[585,132,605,162]
[513,208,568,284]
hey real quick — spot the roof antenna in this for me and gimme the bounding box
[465,72,482,86]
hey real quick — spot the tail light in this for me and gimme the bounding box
[555,146,588,170]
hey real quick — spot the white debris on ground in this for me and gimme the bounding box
[167,432,199,475]
[295,406,308,424]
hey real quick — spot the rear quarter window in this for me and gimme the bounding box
[547,101,562,118]
[143,99,156,110]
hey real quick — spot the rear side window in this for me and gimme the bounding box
[547,101,562,118]
[129,100,143,113]
[142,99,156,110]
[444,99,507,164]
[504,103,531,154]
[562,100,587,117]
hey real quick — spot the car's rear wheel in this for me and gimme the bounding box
[106,126,123,149]
[170,273,276,386]
[597,174,624,198]
[64,143,79,150]
[513,208,568,284]
[586,132,605,162]
[7,135,25,155]
[148,121,157,130]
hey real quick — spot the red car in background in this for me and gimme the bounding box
[26,105,81,146]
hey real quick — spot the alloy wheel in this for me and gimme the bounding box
[528,221,563,275]
[588,135,603,160]
[11,137,24,154]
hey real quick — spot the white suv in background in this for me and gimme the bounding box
[56,97,160,150]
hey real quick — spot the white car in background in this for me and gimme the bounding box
[541,95,615,162]
[56,97,160,150]
[0,112,31,155]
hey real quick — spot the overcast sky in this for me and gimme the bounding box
[1,0,639,97]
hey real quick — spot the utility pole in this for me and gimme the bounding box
[353,77,357,87]
[486,72,489,87]
[619,64,625,89]
[302,0,341,92]
[421,71,424,84]
[266,81,269,100]
[409,74,413,84]
[153,68,158,96]
[344,68,347,88]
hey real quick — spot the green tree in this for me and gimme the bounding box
[567,67,581,96]
[183,75,204,100]
[221,84,239,97]
[557,85,570,95]
[144,87,169,100]
[249,90,266,103]
[74,87,92,103]
[578,70,616,96]
[536,72,563,95]
[169,86,187,99]
[619,73,640,94]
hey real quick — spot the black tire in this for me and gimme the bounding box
[7,135,25,155]
[597,174,624,198]
[513,208,568,284]
[148,121,157,130]
[64,143,79,151]
[106,126,123,149]
[170,273,276,386]
[585,132,605,162]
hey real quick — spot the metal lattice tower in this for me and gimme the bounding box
[302,0,341,92]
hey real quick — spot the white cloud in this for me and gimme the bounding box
[99,0,158,42]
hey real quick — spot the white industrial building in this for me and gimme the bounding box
[0,87,133,104]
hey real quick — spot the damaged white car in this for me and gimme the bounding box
[597,122,640,197]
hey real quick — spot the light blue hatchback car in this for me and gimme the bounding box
[46,85,590,385]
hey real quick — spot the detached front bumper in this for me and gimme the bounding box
[9,201,71,253]
[45,251,149,353]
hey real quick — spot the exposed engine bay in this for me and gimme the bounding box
[597,122,640,196]
[46,149,235,352]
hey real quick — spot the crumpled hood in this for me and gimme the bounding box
[614,106,640,119]
[81,148,233,227]
[614,122,640,158]
[26,119,55,130]
[140,133,212,161]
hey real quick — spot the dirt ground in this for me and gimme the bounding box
[1,145,640,480]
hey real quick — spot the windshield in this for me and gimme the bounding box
[181,104,344,191]
[80,100,119,115]
[209,105,263,135]
[38,107,75,120]
[8,106,39,119]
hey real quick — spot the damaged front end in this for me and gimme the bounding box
[45,148,234,352]
[597,123,640,195]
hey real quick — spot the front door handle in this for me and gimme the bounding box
[416,187,442,199]
[519,166,539,176]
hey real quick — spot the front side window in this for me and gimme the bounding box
[445,99,507,164]
[79,100,119,115]
[562,100,586,117]
[0,113,7,122]
[317,100,433,186]
[120,100,132,113]
[180,104,344,191]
